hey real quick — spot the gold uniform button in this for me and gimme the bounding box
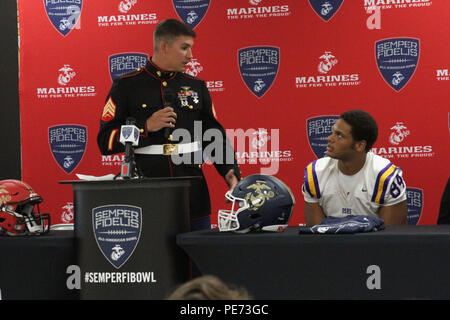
[156,71,161,77]
[140,129,144,133]
[162,81,167,87]
[136,67,141,71]
[142,104,147,108]
[189,105,193,109]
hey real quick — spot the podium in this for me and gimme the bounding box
[62,177,195,300]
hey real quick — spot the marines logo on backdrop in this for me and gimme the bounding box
[371,121,434,159]
[36,65,97,99]
[307,116,339,158]
[231,127,293,165]
[375,37,420,91]
[364,0,433,10]
[238,46,280,98]
[406,188,423,225]
[97,0,158,27]
[295,51,360,88]
[44,0,82,36]
[48,125,87,174]
[109,53,148,81]
[309,0,344,22]
[172,0,210,29]
[227,0,291,20]
[92,205,142,269]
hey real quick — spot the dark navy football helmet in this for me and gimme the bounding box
[218,174,295,233]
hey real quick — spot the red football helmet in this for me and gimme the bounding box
[0,180,50,235]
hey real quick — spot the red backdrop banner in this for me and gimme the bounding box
[18,0,449,227]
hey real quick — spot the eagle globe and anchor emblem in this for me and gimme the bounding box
[389,122,410,145]
[318,51,338,74]
[245,180,275,211]
[57,65,76,86]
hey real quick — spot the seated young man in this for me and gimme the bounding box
[302,110,407,226]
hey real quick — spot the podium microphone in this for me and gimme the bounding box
[163,88,175,140]
[119,117,140,179]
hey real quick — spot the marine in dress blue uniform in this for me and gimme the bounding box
[97,59,241,223]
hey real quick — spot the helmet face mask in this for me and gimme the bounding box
[0,180,51,236]
[218,174,295,233]
[218,191,249,232]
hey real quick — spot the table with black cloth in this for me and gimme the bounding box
[177,225,450,299]
[0,230,77,300]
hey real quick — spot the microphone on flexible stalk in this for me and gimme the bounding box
[119,117,140,179]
